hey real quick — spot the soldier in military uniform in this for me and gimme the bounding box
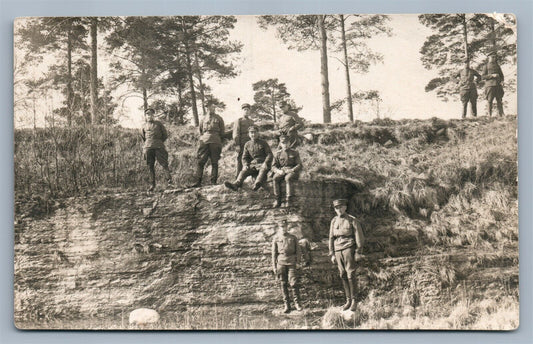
[224,125,273,191]
[141,108,172,191]
[482,51,505,117]
[278,101,304,148]
[271,134,303,208]
[272,219,303,313]
[232,103,255,178]
[456,61,482,118]
[189,104,225,187]
[329,199,365,311]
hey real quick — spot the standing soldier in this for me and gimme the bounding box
[329,199,365,311]
[278,101,304,148]
[271,134,303,208]
[141,108,172,191]
[456,61,482,118]
[189,104,225,187]
[233,103,255,178]
[224,125,272,191]
[482,51,505,117]
[272,219,303,313]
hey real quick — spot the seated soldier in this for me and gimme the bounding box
[271,134,303,207]
[224,125,273,191]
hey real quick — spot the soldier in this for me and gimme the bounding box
[232,103,255,178]
[188,104,225,187]
[141,108,172,191]
[272,219,303,313]
[278,101,304,148]
[482,51,505,117]
[456,60,482,118]
[224,125,273,191]
[329,199,365,312]
[271,134,303,208]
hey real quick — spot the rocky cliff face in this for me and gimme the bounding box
[14,177,518,329]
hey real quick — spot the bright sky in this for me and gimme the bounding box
[14,14,517,128]
[204,14,517,126]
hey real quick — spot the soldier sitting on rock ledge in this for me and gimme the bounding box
[224,125,273,191]
[271,134,303,208]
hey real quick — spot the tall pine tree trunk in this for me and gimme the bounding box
[340,15,354,122]
[90,18,98,124]
[66,21,74,127]
[318,15,331,123]
[271,87,276,122]
[183,44,199,126]
[194,50,207,116]
[142,87,148,111]
[461,14,469,64]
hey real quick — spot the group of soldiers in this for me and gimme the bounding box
[140,100,365,313]
[457,51,506,118]
[139,52,506,313]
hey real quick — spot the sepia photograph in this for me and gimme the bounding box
[13,13,518,330]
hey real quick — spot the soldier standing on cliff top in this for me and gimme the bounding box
[224,125,273,191]
[272,219,303,313]
[271,134,303,208]
[278,101,304,148]
[456,60,482,118]
[188,104,225,188]
[232,103,255,178]
[329,199,365,312]
[141,108,173,192]
[482,50,505,117]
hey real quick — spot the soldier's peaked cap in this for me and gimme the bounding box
[487,50,497,56]
[333,199,348,207]
[144,108,155,114]
[248,125,258,132]
[241,103,251,109]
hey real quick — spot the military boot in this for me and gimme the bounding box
[281,282,291,313]
[341,278,352,311]
[348,278,358,312]
[273,194,282,208]
[284,196,294,208]
[293,286,303,311]
[211,164,219,185]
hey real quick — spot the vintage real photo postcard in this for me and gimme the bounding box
[13,13,518,330]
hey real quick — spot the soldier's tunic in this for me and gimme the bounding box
[271,147,302,197]
[482,61,505,116]
[235,138,273,186]
[328,213,364,280]
[232,116,254,177]
[272,233,300,287]
[278,111,303,148]
[196,113,225,183]
[142,120,171,186]
[456,68,481,117]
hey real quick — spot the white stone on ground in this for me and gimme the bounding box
[129,308,160,325]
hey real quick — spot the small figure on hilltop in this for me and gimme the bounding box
[278,101,304,148]
[224,125,272,191]
[271,134,303,208]
[482,51,505,117]
[272,219,303,313]
[188,104,225,188]
[329,199,365,312]
[456,60,482,118]
[141,108,172,192]
[232,103,255,178]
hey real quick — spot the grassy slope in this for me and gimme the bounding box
[14,115,519,329]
